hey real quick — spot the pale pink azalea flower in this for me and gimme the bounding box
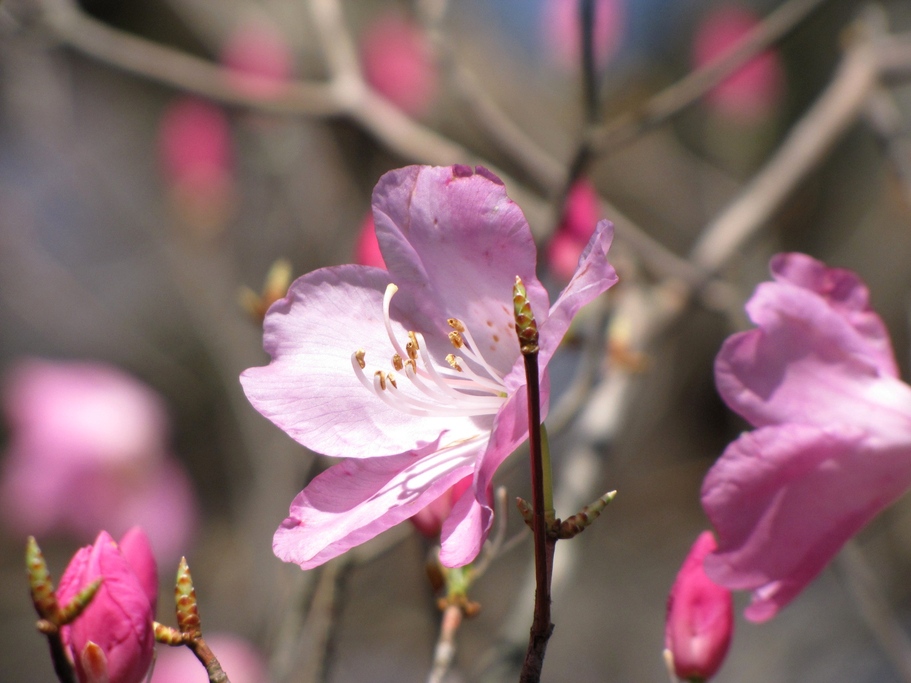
[158,98,235,235]
[702,253,911,621]
[152,633,269,683]
[354,212,386,270]
[220,20,293,99]
[0,359,196,562]
[242,165,617,569]
[692,5,785,123]
[665,531,733,682]
[546,180,601,282]
[540,0,624,71]
[58,528,157,683]
[360,14,437,116]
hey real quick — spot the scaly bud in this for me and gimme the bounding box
[513,276,539,354]
[557,490,617,539]
[58,578,103,625]
[515,497,534,528]
[153,621,185,646]
[175,557,201,638]
[26,536,62,623]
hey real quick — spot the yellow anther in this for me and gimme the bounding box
[406,331,420,361]
[386,373,397,388]
[374,371,386,390]
[448,318,466,333]
[405,359,417,373]
[448,331,464,349]
[446,354,463,372]
[392,354,404,371]
[355,349,366,369]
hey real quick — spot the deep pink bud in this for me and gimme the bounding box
[546,180,601,281]
[354,213,386,269]
[58,530,157,683]
[692,6,785,123]
[220,20,293,98]
[409,476,472,539]
[665,531,733,681]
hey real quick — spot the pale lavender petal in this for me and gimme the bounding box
[241,265,479,458]
[702,424,911,622]
[372,165,550,376]
[716,279,911,433]
[770,253,898,377]
[538,220,617,368]
[274,441,479,569]
[439,380,542,567]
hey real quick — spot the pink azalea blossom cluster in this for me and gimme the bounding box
[360,13,438,116]
[0,359,196,562]
[242,164,617,569]
[58,528,158,683]
[220,19,294,99]
[540,0,624,71]
[665,531,733,682]
[703,253,911,621]
[692,5,785,124]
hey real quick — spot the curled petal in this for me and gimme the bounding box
[770,253,897,377]
[702,424,911,621]
[274,443,478,569]
[716,276,911,433]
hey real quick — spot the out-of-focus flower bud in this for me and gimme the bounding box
[546,180,600,282]
[540,0,624,71]
[409,476,472,539]
[58,529,157,683]
[152,633,270,683]
[158,98,235,237]
[354,213,386,269]
[360,13,437,116]
[220,19,293,99]
[692,5,784,124]
[665,531,733,682]
[0,359,197,563]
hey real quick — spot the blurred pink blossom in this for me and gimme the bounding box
[241,165,617,569]
[221,20,293,98]
[158,97,235,235]
[58,528,157,683]
[360,14,437,116]
[692,5,785,123]
[0,359,196,562]
[702,253,911,621]
[665,531,733,681]
[354,212,386,269]
[540,0,624,71]
[152,633,269,683]
[546,180,601,282]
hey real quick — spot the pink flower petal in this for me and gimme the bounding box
[274,443,477,569]
[373,165,550,377]
[116,528,158,614]
[703,424,911,622]
[716,271,911,432]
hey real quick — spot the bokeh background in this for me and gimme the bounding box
[3,0,911,681]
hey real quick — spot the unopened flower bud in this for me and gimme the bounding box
[665,531,733,681]
[58,529,157,683]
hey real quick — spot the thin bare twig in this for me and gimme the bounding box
[426,605,463,683]
[589,0,833,156]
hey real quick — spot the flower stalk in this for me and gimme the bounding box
[515,277,556,683]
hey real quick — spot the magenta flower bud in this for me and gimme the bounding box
[546,180,601,282]
[665,531,733,681]
[58,529,157,683]
[409,476,473,539]
[354,213,386,270]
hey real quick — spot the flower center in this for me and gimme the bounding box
[351,284,509,418]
